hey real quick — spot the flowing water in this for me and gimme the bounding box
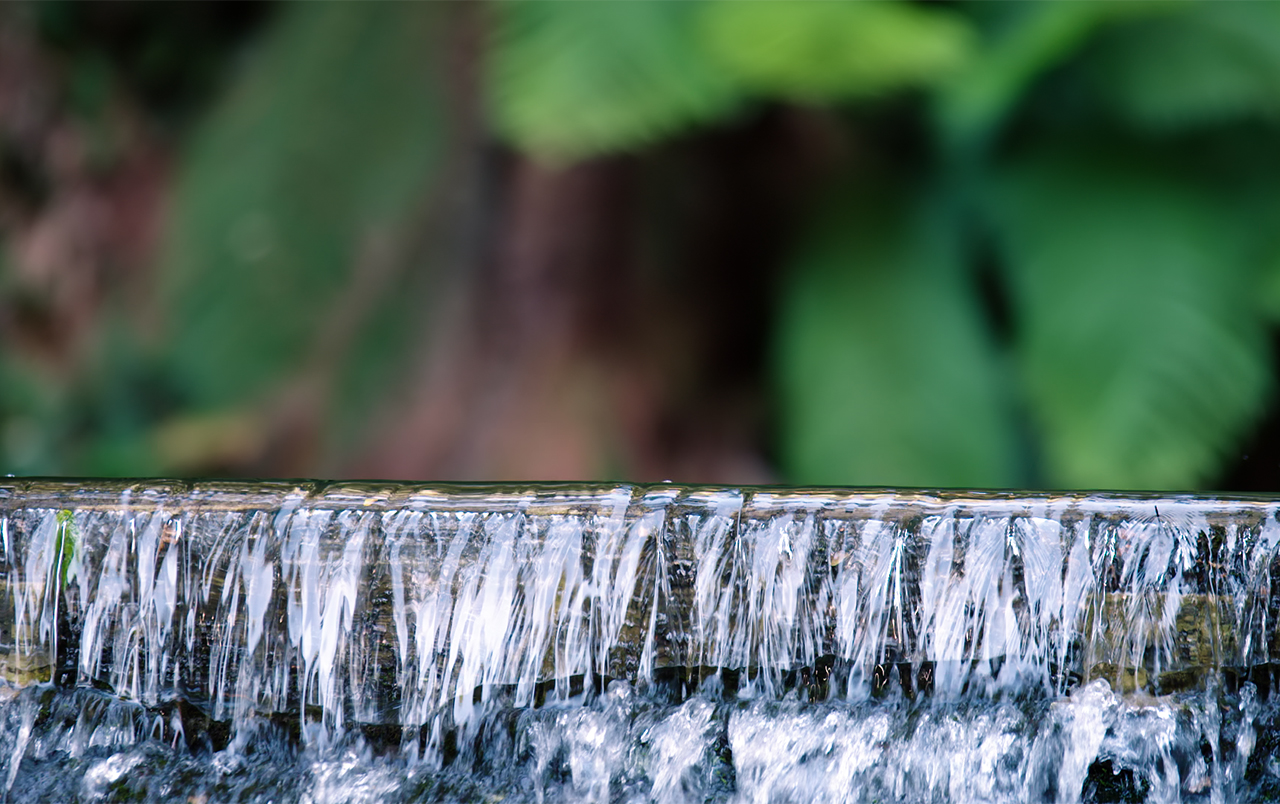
[1,480,1279,803]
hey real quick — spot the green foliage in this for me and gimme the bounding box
[487,0,975,161]
[487,1,741,161]
[218,0,1280,490]
[698,1,974,103]
[776,187,1016,489]
[987,147,1271,489]
[12,0,1280,490]
[160,2,447,410]
[0,356,62,476]
[1091,4,1280,131]
[1260,246,1280,324]
[935,2,1174,149]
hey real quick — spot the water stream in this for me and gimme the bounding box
[1,480,1279,802]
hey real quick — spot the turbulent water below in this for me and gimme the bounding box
[1,480,1280,803]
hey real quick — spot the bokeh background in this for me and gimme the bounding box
[4,0,1280,491]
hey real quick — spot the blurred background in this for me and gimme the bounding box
[3,0,1280,491]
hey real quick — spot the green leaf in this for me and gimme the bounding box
[160,3,448,409]
[1091,4,1280,131]
[936,2,1173,150]
[697,0,974,103]
[775,186,1017,488]
[486,1,742,161]
[54,509,77,589]
[1259,243,1280,322]
[987,147,1271,489]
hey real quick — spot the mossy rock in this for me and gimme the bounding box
[1083,593,1235,693]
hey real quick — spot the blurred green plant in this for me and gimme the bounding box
[0,2,449,476]
[987,144,1269,488]
[6,0,1280,490]
[775,182,1017,488]
[483,0,1280,489]
[699,1,974,103]
[488,1,741,161]
[162,2,447,412]
[1089,3,1280,132]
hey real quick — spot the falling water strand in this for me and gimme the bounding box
[0,481,1279,802]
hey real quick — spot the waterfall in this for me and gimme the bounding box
[0,479,1278,802]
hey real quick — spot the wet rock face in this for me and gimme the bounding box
[1,480,1280,801]
[1084,592,1236,695]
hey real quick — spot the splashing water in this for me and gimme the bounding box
[0,480,1279,802]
